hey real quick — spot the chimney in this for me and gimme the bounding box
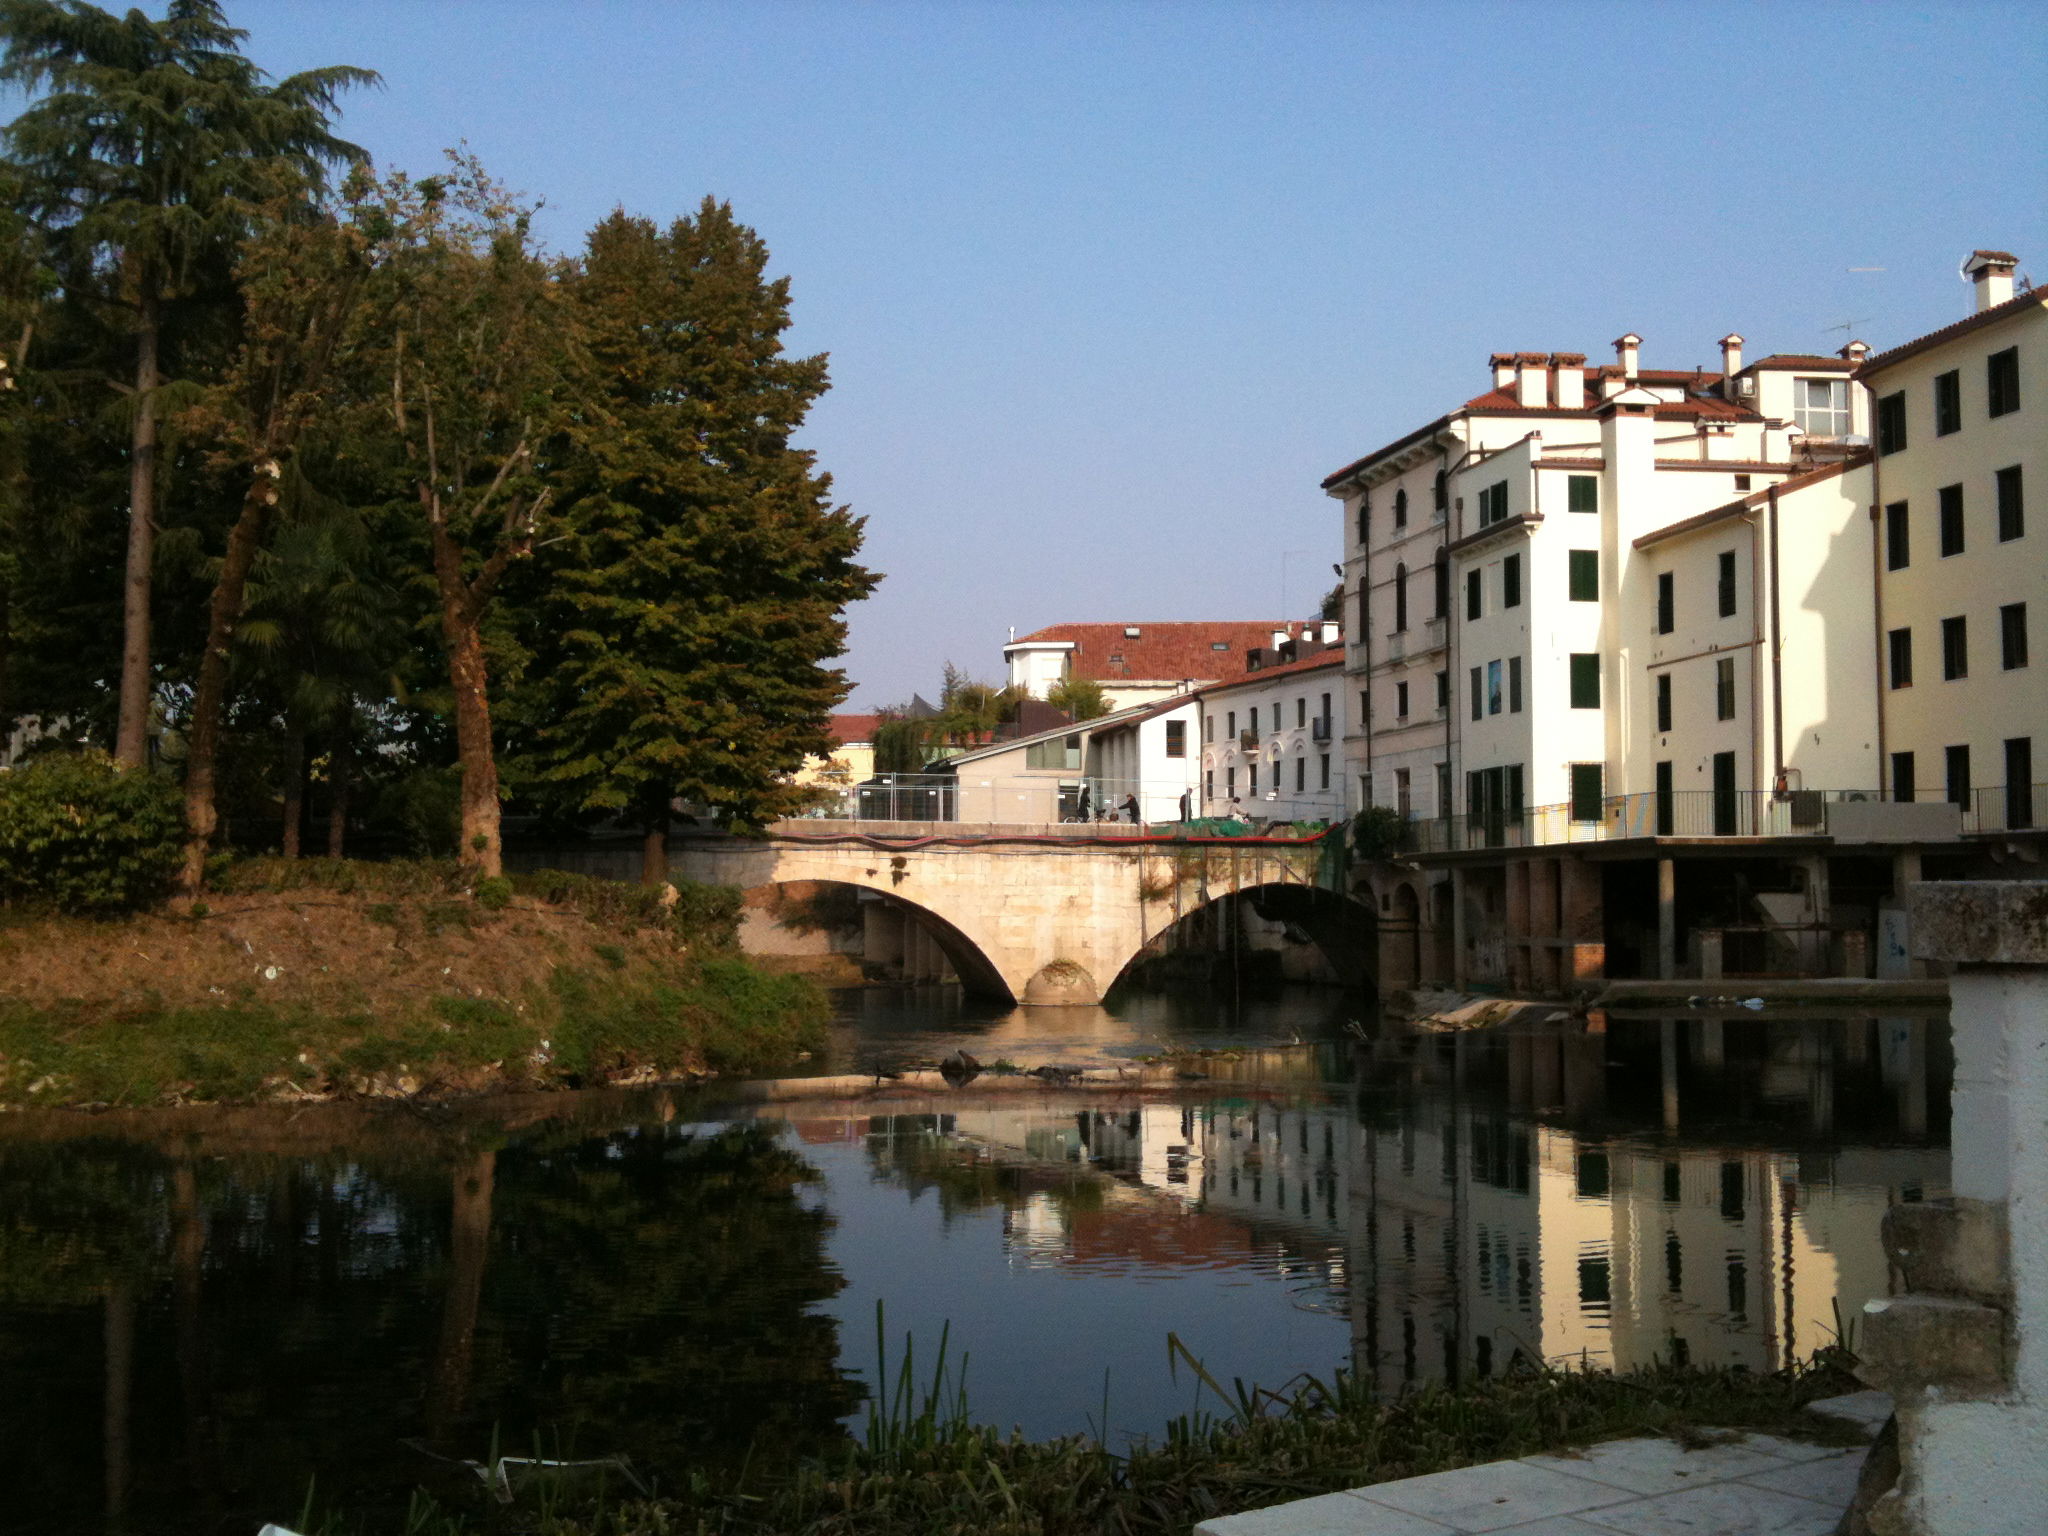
[1614,332,1642,381]
[1838,340,1870,365]
[1271,628,1289,652]
[1514,352,1550,407]
[1319,619,1340,645]
[1550,352,1586,409]
[1964,250,2017,313]
[1489,352,1516,390]
[1719,333,1744,393]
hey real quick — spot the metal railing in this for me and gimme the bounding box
[1310,717,1333,742]
[1398,787,1920,853]
[1894,783,2044,835]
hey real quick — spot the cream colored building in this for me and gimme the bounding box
[1196,632,1346,822]
[1857,250,2044,831]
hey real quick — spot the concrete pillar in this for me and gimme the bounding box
[1560,856,1606,984]
[1803,856,1832,975]
[1656,857,1677,980]
[1855,884,2048,1536]
[863,899,905,973]
[1451,868,1469,990]
[1659,1018,1680,1134]
[1698,929,1724,979]
[1506,861,1531,993]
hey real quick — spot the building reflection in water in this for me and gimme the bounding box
[850,1014,1948,1394]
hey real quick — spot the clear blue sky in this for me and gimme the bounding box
[232,0,2046,708]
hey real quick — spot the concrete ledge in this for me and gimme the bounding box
[1858,1295,2010,1399]
[1910,881,2048,965]
[1594,977,1949,1007]
[1883,1199,2011,1305]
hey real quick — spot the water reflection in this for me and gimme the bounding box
[0,997,1948,1533]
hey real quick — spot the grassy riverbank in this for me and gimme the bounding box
[0,858,828,1108]
[312,1352,1867,1535]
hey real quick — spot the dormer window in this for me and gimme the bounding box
[1211,641,1229,651]
[1793,378,1850,437]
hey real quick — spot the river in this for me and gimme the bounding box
[0,984,1947,1533]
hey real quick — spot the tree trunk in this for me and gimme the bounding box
[281,730,304,858]
[115,290,160,768]
[425,1147,496,1446]
[641,808,670,886]
[430,523,503,878]
[327,736,350,859]
[180,481,272,892]
[170,1160,216,1498]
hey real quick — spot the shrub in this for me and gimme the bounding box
[473,875,513,911]
[1350,804,1409,862]
[0,753,185,914]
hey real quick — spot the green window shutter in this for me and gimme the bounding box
[1567,475,1598,513]
[1568,550,1598,601]
[1569,653,1600,708]
[1570,763,1603,822]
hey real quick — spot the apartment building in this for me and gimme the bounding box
[1196,624,1346,822]
[1857,250,2045,833]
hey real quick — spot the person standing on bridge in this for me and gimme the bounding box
[1121,793,1140,826]
[1178,789,1191,822]
[1075,783,1092,823]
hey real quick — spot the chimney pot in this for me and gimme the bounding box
[1320,619,1340,645]
[1489,352,1516,389]
[1271,628,1288,651]
[1838,339,1870,364]
[1964,249,2018,313]
[1513,351,1550,408]
[1718,332,1744,391]
[1614,333,1642,380]
[1550,352,1586,409]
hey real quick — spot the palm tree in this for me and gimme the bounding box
[0,0,376,765]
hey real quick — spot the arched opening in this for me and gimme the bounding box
[1433,545,1449,618]
[1394,561,1408,632]
[1110,882,1377,996]
[737,880,1015,1003]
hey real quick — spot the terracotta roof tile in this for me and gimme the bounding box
[826,712,881,746]
[1007,621,1293,682]
[1200,648,1346,697]
[1855,285,2046,378]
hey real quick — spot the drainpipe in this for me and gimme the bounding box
[1766,484,1784,789]
[1868,450,1888,796]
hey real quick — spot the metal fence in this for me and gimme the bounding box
[1397,783,2044,854]
[790,772,1344,831]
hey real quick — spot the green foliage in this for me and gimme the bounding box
[0,752,183,912]
[1046,674,1110,721]
[1351,804,1410,861]
[472,875,512,911]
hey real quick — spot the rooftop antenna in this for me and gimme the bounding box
[1822,316,1871,336]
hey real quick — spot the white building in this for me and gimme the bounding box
[1857,250,2044,831]
[1195,627,1346,822]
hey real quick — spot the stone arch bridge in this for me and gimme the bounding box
[670,824,1370,1006]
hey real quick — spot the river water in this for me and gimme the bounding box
[1,985,1947,1533]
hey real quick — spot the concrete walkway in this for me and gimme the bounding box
[1195,1392,1890,1536]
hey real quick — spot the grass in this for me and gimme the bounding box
[289,1332,1868,1536]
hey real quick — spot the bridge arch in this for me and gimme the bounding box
[1105,879,1377,995]
[739,878,1013,1001]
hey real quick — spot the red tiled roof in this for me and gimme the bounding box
[1855,285,2046,378]
[826,712,881,746]
[1007,621,1291,682]
[1200,648,1346,697]
[1746,353,1854,371]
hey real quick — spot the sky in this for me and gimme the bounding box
[226,0,2048,709]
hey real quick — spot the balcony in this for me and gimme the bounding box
[1424,616,1448,652]
[1385,630,1407,663]
[1238,729,1259,750]
[1310,717,1333,743]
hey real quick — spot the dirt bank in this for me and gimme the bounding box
[0,859,827,1109]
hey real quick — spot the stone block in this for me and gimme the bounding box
[1856,1294,2009,1398]
[1909,881,2048,965]
[1883,1199,2010,1304]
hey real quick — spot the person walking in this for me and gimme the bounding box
[1121,793,1141,825]
[1178,789,1192,822]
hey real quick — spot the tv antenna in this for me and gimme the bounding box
[1823,316,1870,336]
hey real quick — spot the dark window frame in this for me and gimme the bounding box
[1656,671,1672,732]
[1939,484,1965,557]
[1568,549,1599,601]
[1942,615,1968,681]
[1934,369,1962,436]
[1656,571,1674,634]
[2002,603,2029,671]
[1715,656,1736,721]
[1567,474,1598,513]
[1997,465,2024,542]
[1568,762,1604,823]
[1717,550,1737,617]
[1503,552,1522,609]
[1877,391,1908,455]
[1889,626,1914,689]
[1569,653,1600,709]
[1987,346,2020,419]
[1885,500,1910,570]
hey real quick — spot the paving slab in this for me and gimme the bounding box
[1805,1389,1892,1432]
[1193,1491,1454,1535]
[1736,1447,1869,1508]
[1573,1482,1842,1535]
[1353,1460,1634,1532]
[1519,1437,1801,1495]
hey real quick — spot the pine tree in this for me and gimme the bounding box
[520,201,875,882]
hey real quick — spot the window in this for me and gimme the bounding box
[1487,659,1502,715]
[1568,549,1599,601]
[1885,501,1910,570]
[1717,550,1737,617]
[1508,656,1523,713]
[1026,733,1083,770]
[1165,720,1186,758]
[1466,569,1482,620]
[1889,626,1914,688]
[1249,762,1258,795]
[1988,346,2020,418]
[1656,571,1675,634]
[1998,465,2025,541]
[1734,473,1751,491]
[1319,753,1330,790]
[1569,763,1604,822]
[1942,615,1968,681]
[2002,603,2029,670]
[1396,680,1409,718]
[1205,769,1214,799]
[1569,653,1600,708]
[1394,562,1408,631]
[1248,705,1259,734]
[1656,671,1672,732]
[1876,391,1907,454]
[1358,691,1368,726]
[1503,553,1522,608]
[1794,377,1851,436]
[1433,547,1449,616]
[1891,751,1915,803]
[1295,757,1305,793]
[1394,486,1408,527]
[1715,657,1736,720]
[1939,484,1965,556]
[1203,714,1213,743]
[1945,744,1971,809]
[1477,481,1509,526]
[1295,696,1306,727]
[2006,739,2034,830]
[1435,670,1449,709]
[1320,692,1330,728]
[1567,474,1598,513]
[1655,760,1674,835]
[1226,710,1235,737]
[1357,773,1370,807]
[1226,765,1236,794]
[1469,665,1482,721]
[1934,370,1961,436]
[1355,494,1369,545]
[1393,767,1410,814]
[1434,470,1448,513]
